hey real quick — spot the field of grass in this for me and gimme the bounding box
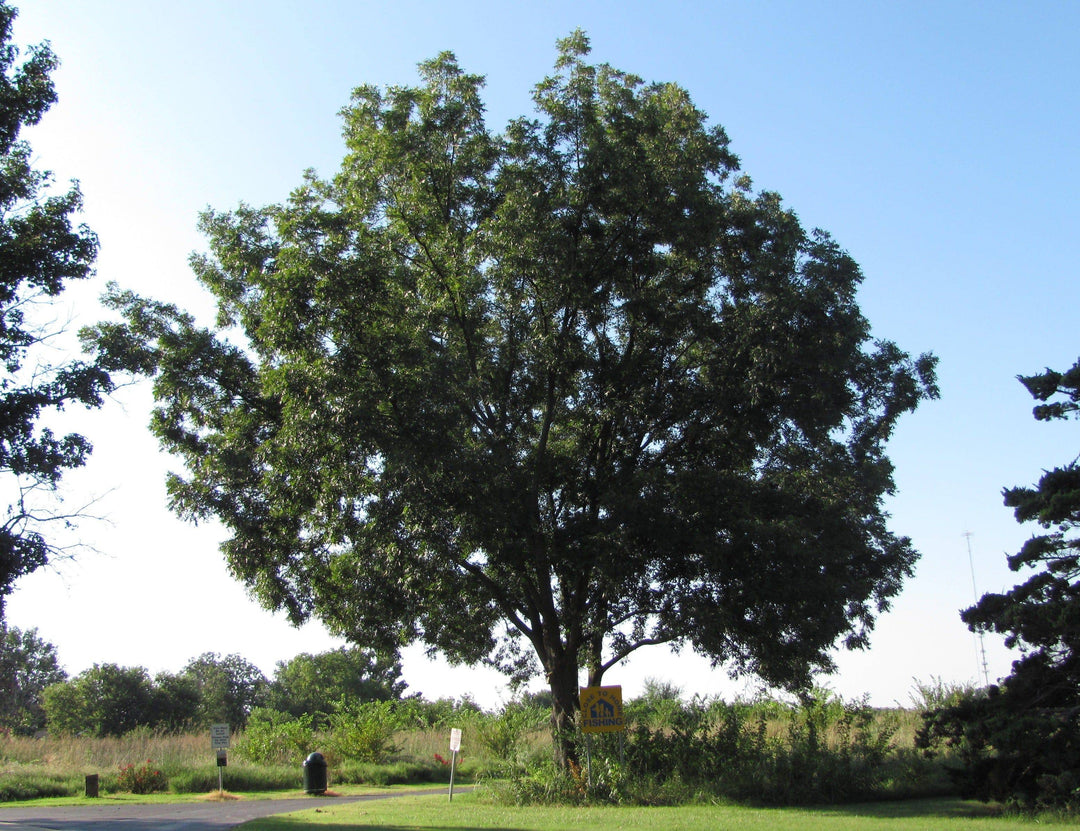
[0,728,462,800]
[239,792,1080,830]
[0,696,960,806]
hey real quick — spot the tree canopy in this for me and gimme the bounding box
[0,3,113,614]
[42,662,153,737]
[0,624,65,733]
[266,646,406,722]
[87,33,937,758]
[923,360,1080,807]
[181,652,267,728]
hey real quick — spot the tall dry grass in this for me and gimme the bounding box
[0,727,214,773]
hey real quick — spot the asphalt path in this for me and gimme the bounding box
[0,788,459,830]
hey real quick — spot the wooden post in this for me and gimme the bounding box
[85,774,99,798]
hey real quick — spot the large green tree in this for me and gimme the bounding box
[267,646,406,722]
[922,360,1080,807]
[0,3,112,614]
[42,662,153,737]
[88,34,936,761]
[0,624,65,733]
[181,652,267,728]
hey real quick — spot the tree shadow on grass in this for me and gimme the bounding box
[809,797,1004,820]
[261,826,527,831]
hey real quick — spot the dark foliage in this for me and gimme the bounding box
[920,360,1080,808]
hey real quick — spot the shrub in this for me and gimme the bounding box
[394,696,483,730]
[325,700,400,764]
[234,708,315,765]
[474,703,547,763]
[909,676,982,712]
[116,761,168,794]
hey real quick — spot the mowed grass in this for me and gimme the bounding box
[0,783,451,809]
[239,792,1080,831]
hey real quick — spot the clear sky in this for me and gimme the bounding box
[6,0,1078,709]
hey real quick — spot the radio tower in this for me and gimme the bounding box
[964,531,991,687]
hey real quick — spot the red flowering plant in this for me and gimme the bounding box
[116,761,168,794]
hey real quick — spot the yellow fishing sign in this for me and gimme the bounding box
[579,685,625,733]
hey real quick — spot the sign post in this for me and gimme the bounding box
[448,727,462,802]
[210,724,230,794]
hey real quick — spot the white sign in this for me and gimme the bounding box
[210,723,231,750]
[449,727,462,753]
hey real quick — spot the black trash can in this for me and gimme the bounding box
[303,752,327,794]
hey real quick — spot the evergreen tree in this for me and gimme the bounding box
[922,360,1080,806]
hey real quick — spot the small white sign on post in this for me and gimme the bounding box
[210,724,231,750]
[210,724,230,794]
[448,728,463,802]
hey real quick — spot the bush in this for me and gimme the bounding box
[917,683,1080,809]
[474,703,547,764]
[116,761,168,794]
[909,676,982,712]
[234,708,315,765]
[393,696,483,730]
[325,700,400,764]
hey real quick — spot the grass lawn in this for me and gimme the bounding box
[0,783,441,809]
[238,793,1080,830]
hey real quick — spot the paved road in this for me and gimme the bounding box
[0,788,456,830]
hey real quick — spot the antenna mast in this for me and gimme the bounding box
[964,531,991,687]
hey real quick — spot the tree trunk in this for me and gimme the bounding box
[586,631,605,688]
[547,655,581,768]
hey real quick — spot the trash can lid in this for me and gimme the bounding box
[305,752,325,763]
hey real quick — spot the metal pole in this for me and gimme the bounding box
[448,750,457,802]
[964,531,991,686]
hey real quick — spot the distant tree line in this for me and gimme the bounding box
[0,629,405,736]
[0,625,65,733]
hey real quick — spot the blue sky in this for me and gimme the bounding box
[6,1,1078,708]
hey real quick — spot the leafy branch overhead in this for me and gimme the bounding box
[86,31,937,763]
[0,3,114,613]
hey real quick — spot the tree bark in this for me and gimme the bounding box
[546,654,581,768]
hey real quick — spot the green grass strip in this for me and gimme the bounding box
[0,783,434,809]
[238,793,1080,830]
